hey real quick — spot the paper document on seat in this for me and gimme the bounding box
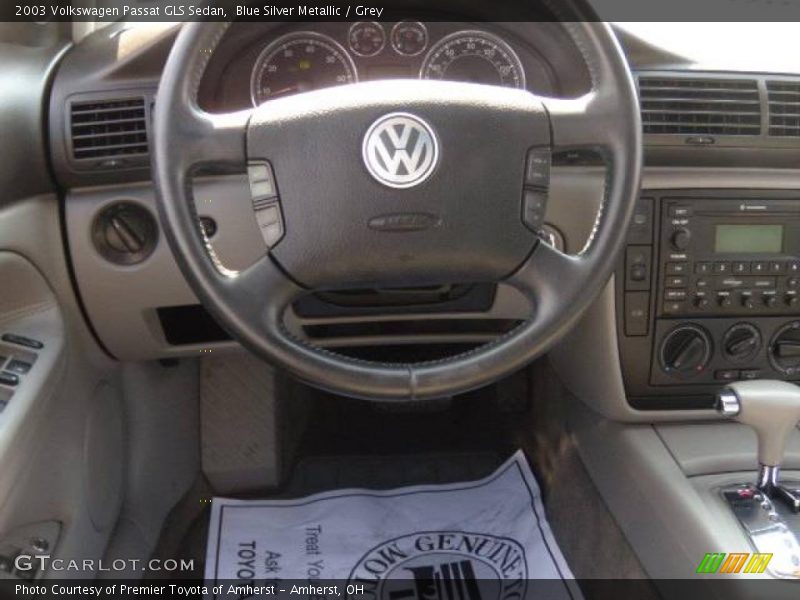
[205,450,581,599]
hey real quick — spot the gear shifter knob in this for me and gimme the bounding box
[717,379,800,511]
[717,380,800,467]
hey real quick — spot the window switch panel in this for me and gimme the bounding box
[5,360,31,375]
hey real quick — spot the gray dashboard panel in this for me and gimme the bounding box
[65,176,265,359]
[68,168,605,360]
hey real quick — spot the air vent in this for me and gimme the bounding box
[767,80,800,137]
[69,97,149,162]
[639,77,761,135]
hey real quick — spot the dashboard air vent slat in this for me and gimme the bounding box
[639,77,761,136]
[767,80,800,137]
[69,97,149,161]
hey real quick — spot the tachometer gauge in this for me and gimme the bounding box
[251,32,358,105]
[420,30,526,89]
[391,21,428,56]
[349,21,386,57]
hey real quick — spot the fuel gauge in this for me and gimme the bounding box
[348,21,386,57]
[391,21,428,56]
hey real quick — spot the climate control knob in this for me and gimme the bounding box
[722,323,761,364]
[660,325,712,378]
[769,321,800,376]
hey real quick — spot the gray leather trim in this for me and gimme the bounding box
[657,422,800,476]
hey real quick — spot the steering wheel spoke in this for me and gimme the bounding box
[543,91,621,152]
[180,107,252,171]
[217,253,301,330]
[507,241,589,315]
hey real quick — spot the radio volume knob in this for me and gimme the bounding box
[670,228,691,251]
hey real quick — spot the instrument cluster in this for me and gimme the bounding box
[238,22,554,107]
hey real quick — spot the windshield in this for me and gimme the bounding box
[615,22,800,73]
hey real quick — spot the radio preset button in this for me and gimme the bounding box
[770,261,785,274]
[752,262,768,273]
[789,262,800,273]
[695,262,712,274]
[714,262,732,274]
[732,262,750,274]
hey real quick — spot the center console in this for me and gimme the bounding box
[616,190,800,410]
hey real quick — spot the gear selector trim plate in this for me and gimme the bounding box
[722,482,800,579]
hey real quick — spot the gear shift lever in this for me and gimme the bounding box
[717,379,800,511]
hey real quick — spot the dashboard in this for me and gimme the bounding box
[45,20,800,415]
[200,22,562,111]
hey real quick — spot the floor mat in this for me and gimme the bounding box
[205,450,581,599]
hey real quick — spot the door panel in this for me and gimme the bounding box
[0,24,126,579]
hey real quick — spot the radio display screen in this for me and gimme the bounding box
[714,224,784,254]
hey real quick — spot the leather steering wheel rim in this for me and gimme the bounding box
[153,19,641,401]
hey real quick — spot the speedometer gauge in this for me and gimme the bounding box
[251,32,357,105]
[420,31,526,89]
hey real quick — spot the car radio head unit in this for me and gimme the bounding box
[659,199,800,317]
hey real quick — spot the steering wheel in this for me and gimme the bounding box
[153,19,641,401]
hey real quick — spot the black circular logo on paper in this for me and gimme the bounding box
[347,531,528,600]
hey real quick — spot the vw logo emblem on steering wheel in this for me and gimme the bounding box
[362,112,439,189]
